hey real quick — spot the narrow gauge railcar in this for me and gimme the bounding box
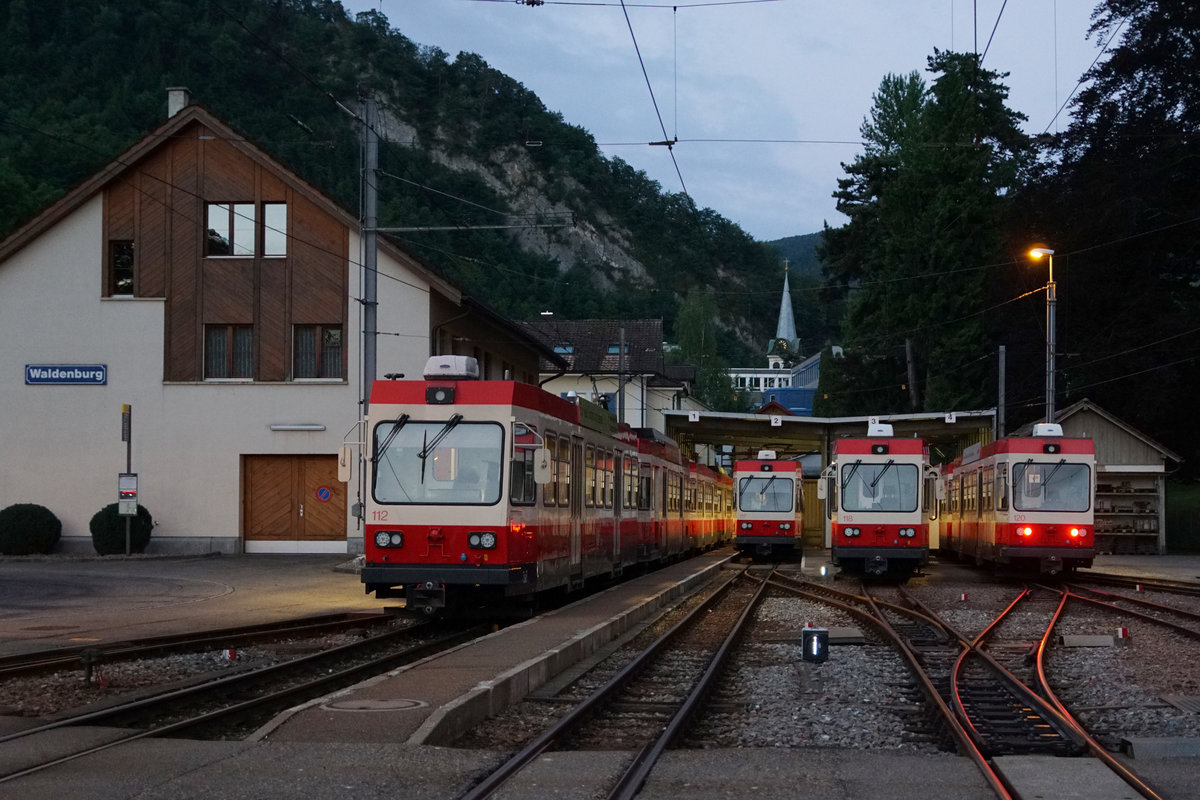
[687,462,734,551]
[353,356,717,613]
[733,451,803,558]
[818,424,939,576]
[939,423,1095,574]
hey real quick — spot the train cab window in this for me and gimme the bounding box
[585,446,596,508]
[371,420,503,505]
[982,467,994,511]
[557,437,571,506]
[1013,460,1091,512]
[638,465,652,511]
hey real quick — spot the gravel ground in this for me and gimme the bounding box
[908,579,1200,750]
[0,629,396,718]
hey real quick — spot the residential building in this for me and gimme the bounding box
[0,90,554,555]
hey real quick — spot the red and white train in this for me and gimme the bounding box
[733,451,803,558]
[938,423,1095,574]
[347,356,733,613]
[818,424,940,576]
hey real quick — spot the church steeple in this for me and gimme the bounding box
[766,262,800,367]
[775,263,798,343]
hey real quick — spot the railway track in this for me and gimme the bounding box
[457,566,770,800]
[0,611,396,680]
[0,620,486,784]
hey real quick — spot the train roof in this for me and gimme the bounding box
[370,378,582,426]
[834,438,926,455]
[733,459,800,473]
[945,434,1095,471]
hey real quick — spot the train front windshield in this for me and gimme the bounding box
[840,460,918,513]
[738,475,794,513]
[372,419,504,505]
[1013,460,1091,512]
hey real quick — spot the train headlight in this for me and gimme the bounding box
[779,523,792,530]
[740,522,754,530]
[374,530,403,548]
[1020,526,1033,537]
[899,527,915,538]
[468,531,497,549]
[843,527,860,538]
[1069,527,1082,538]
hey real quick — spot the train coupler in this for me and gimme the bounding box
[406,581,447,615]
[864,555,888,576]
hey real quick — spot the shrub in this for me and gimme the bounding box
[89,503,154,555]
[0,503,62,555]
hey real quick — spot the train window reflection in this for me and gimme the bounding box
[840,462,919,512]
[1012,461,1090,512]
[373,421,504,505]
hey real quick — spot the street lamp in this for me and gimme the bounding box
[1029,247,1056,423]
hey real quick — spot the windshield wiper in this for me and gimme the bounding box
[869,459,895,489]
[842,459,862,491]
[372,413,410,464]
[418,414,463,483]
[1041,458,1067,492]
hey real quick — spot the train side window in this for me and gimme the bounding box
[603,450,613,508]
[510,446,536,505]
[557,437,571,506]
[543,434,558,507]
[995,465,1008,511]
[585,446,596,508]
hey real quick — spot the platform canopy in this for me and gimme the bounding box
[662,408,998,467]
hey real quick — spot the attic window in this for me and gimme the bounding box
[206,203,255,256]
[553,344,574,355]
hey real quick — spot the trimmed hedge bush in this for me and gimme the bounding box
[89,503,154,555]
[0,503,62,555]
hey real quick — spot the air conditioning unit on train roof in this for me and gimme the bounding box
[757,450,777,460]
[867,423,894,437]
[423,355,480,380]
[1032,422,1064,437]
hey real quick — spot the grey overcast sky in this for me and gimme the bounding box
[360,1,1105,242]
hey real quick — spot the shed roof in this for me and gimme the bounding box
[1013,398,1182,464]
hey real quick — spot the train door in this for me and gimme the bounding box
[570,437,584,584]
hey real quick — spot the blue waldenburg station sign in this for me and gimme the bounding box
[25,364,107,385]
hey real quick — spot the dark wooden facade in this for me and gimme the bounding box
[102,121,348,382]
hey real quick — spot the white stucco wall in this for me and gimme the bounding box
[0,202,433,554]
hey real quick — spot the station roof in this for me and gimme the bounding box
[662,408,997,465]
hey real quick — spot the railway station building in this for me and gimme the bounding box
[0,90,557,555]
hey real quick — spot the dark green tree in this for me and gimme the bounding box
[820,53,1029,414]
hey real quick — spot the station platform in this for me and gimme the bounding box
[257,549,732,746]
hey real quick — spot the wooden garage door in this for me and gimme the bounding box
[244,455,346,543]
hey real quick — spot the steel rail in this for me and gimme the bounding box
[0,620,467,747]
[1077,573,1200,597]
[0,611,393,678]
[1064,583,1200,634]
[1032,587,1168,800]
[770,579,1013,800]
[456,567,745,800]
[607,569,774,800]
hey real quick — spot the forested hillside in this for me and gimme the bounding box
[0,0,823,390]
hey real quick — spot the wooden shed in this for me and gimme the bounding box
[1028,399,1182,554]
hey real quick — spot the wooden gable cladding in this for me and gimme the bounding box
[289,193,346,323]
[97,117,349,382]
